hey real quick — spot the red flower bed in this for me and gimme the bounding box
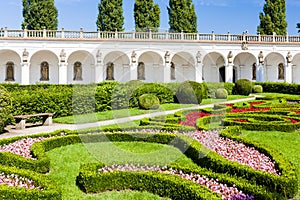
[249,101,265,107]
[179,112,211,127]
[230,107,270,113]
[285,118,300,124]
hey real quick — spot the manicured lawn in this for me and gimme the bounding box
[46,142,197,199]
[53,95,248,124]
[241,130,300,200]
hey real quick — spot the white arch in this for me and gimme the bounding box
[0,50,21,83]
[265,52,285,82]
[203,52,226,82]
[234,52,256,81]
[292,53,300,83]
[138,51,164,82]
[171,51,195,82]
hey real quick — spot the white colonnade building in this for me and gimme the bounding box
[1,28,300,84]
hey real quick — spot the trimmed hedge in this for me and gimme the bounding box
[175,81,204,104]
[0,165,61,200]
[0,86,13,133]
[205,82,235,98]
[77,163,220,200]
[138,94,160,110]
[255,82,300,95]
[234,79,252,95]
[215,88,228,99]
[253,85,263,93]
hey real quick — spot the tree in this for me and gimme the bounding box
[97,0,124,31]
[134,0,160,32]
[22,0,58,30]
[297,23,300,33]
[168,0,197,33]
[257,0,287,35]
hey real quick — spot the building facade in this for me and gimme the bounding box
[1,28,300,84]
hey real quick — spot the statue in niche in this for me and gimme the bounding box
[252,63,257,80]
[137,62,145,80]
[227,51,233,63]
[40,62,49,81]
[258,51,264,64]
[60,49,66,63]
[165,51,170,63]
[5,62,14,81]
[22,48,29,62]
[196,51,201,63]
[73,62,83,80]
[131,51,137,63]
[170,62,175,80]
[278,63,284,80]
[286,52,292,63]
[106,63,114,80]
[96,50,102,63]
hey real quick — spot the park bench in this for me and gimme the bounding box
[14,113,54,130]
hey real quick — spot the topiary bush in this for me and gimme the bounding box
[138,94,160,110]
[0,86,13,133]
[215,88,228,99]
[234,79,252,95]
[175,81,203,104]
[253,85,263,93]
[130,83,174,107]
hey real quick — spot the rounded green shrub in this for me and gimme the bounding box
[138,94,160,110]
[215,88,228,99]
[175,81,203,104]
[0,86,13,133]
[234,79,252,95]
[253,85,263,93]
[130,83,174,107]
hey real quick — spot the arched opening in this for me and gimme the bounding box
[73,61,83,81]
[106,62,114,80]
[5,62,14,81]
[40,61,49,81]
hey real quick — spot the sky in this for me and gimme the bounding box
[0,0,300,35]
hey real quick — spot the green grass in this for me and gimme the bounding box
[241,130,300,200]
[46,142,197,200]
[54,95,249,124]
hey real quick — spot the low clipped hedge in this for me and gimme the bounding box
[77,163,220,200]
[0,86,13,133]
[255,82,300,95]
[205,82,235,98]
[0,165,61,200]
[215,88,228,99]
[0,130,297,198]
[234,79,252,95]
[175,81,204,104]
[138,94,160,110]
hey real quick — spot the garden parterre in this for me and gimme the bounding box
[0,97,299,199]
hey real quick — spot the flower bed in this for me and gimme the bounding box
[98,164,254,200]
[0,172,42,190]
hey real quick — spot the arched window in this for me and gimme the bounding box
[40,61,49,81]
[5,62,14,81]
[278,63,284,80]
[252,63,256,80]
[106,62,114,80]
[170,62,175,80]
[137,62,145,80]
[73,61,83,80]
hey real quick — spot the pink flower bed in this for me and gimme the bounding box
[0,137,45,159]
[99,164,254,200]
[0,172,42,190]
[233,119,248,123]
[190,130,279,175]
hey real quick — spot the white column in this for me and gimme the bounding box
[195,63,203,82]
[95,63,104,83]
[59,62,68,84]
[130,62,138,80]
[21,62,30,85]
[285,62,292,83]
[226,63,233,83]
[163,63,171,83]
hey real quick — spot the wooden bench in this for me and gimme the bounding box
[14,113,54,130]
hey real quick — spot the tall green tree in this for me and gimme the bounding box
[134,0,160,32]
[297,23,300,33]
[257,0,287,35]
[22,0,58,30]
[168,0,197,33]
[97,0,124,31]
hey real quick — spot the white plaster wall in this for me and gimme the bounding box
[292,54,300,83]
[0,50,21,83]
[234,53,256,81]
[29,50,59,84]
[203,52,225,82]
[264,53,285,82]
[67,51,95,84]
[172,52,195,82]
